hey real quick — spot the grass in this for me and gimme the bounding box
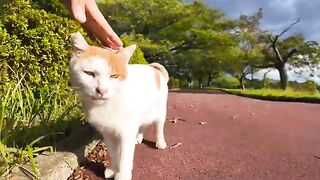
[0,76,83,178]
[221,88,320,103]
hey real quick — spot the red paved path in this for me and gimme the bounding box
[132,92,320,180]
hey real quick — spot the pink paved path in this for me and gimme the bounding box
[132,92,320,180]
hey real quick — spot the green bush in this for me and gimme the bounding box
[0,0,82,91]
[211,76,240,89]
[31,0,70,17]
[290,80,318,94]
[168,77,180,88]
[179,79,189,88]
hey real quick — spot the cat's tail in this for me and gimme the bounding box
[149,63,169,83]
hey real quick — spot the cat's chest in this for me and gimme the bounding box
[85,98,136,131]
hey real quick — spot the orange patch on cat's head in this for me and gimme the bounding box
[71,33,136,81]
[81,46,128,80]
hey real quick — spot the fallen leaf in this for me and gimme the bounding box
[166,117,186,123]
[198,122,207,125]
[169,142,182,149]
[231,114,239,119]
[169,119,177,123]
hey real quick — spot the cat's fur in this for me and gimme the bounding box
[69,32,168,180]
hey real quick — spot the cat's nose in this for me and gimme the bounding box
[96,87,107,96]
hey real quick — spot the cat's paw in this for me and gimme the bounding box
[114,172,132,180]
[104,168,116,179]
[156,140,167,149]
[136,134,143,144]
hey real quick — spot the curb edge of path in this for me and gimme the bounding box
[8,125,101,180]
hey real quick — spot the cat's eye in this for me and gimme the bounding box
[84,71,95,77]
[110,74,120,79]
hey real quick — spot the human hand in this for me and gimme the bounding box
[64,0,123,49]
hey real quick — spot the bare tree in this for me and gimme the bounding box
[268,19,300,89]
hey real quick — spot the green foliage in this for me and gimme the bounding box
[99,0,236,81]
[0,0,82,90]
[168,77,180,88]
[99,0,186,36]
[31,0,70,17]
[178,79,190,88]
[211,76,241,89]
[121,33,156,64]
[223,9,267,89]
[123,33,169,63]
[290,80,318,93]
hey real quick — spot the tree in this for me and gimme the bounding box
[257,19,320,89]
[228,8,266,89]
[98,0,185,63]
[176,48,225,88]
[162,1,236,82]
[99,0,237,84]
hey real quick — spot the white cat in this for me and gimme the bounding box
[69,32,168,180]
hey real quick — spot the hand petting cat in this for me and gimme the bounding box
[63,0,123,49]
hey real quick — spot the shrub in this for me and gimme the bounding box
[179,79,189,88]
[31,0,70,17]
[290,80,318,94]
[168,77,180,88]
[211,76,239,89]
[0,0,83,91]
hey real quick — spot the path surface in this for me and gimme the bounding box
[75,91,320,180]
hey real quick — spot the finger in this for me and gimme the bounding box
[85,1,123,48]
[83,14,121,48]
[83,20,114,48]
[81,24,96,40]
[106,38,119,49]
[71,0,87,23]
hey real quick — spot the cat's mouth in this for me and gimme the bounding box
[91,96,108,101]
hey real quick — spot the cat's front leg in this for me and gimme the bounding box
[103,135,120,179]
[115,135,136,180]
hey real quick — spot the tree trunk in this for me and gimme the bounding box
[207,75,212,87]
[198,77,203,89]
[239,77,245,90]
[277,64,288,89]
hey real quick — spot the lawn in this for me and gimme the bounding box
[222,88,320,103]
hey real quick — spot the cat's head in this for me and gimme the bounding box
[69,32,136,101]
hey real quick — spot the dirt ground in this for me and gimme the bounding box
[70,91,320,180]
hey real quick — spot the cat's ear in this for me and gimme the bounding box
[70,32,89,55]
[117,44,136,64]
